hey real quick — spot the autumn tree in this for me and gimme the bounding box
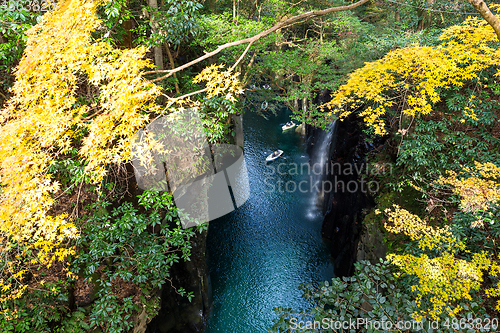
[0,0,374,330]
[271,5,500,330]
[2,0,498,330]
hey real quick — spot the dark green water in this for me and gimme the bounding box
[205,108,333,332]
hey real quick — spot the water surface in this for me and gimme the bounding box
[206,108,333,332]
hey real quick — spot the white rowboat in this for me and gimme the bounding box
[282,122,296,132]
[266,150,283,162]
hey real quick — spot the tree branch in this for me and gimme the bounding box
[161,87,209,109]
[164,42,180,94]
[242,51,257,85]
[143,0,370,82]
[466,0,500,40]
[230,41,253,71]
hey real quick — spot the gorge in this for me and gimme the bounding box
[147,105,380,332]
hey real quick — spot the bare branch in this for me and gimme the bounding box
[169,87,208,101]
[230,41,253,71]
[161,87,209,109]
[241,51,257,85]
[143,0,370,82]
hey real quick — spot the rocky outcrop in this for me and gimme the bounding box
[319,113,366,277]
[307,111,388,277]
[145,112,246,333]
[146,231,210,333]
[356,216,388,263]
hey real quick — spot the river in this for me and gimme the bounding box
[205,107,334,332]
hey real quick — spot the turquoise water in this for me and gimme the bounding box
[205,108,333,332]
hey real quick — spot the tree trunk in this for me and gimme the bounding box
[208,0,216,13]
[319,19,324,43]
[165,42,180,94]
[394,5,400,22]
[417,0,434,30]
[248,0,258,19]
[148,0,163,70]
[121,0,133,49]
[466,0,500,41]
[233,0,236,22]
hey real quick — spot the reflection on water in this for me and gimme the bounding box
[206,108,333,333]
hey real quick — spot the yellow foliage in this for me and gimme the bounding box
[331,13,500,320]
[382,206,497,319]
[436,162,500,213]
[388,251,491,319]
[0,0,245,301]
[0,0,160,299]
[324,16,500,134]
[192,64,244,102]
[433,162,500,311]
[485,257,500,311]
[383,205,463,252]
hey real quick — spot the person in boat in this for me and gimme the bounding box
[272,150,279,157]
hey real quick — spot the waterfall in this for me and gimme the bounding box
[305,121,338,219]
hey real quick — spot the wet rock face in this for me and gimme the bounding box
[304,109,386,277]
[310,109,389,277]
[356,218,388,264]
[320,113,366,277]
[146,231,210,333]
